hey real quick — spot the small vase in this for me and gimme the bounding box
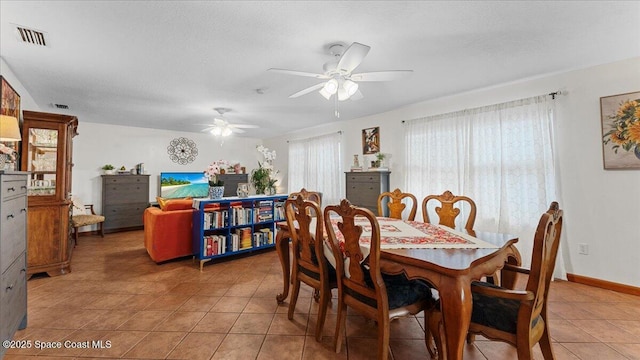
[208,186,224,199]
[635,146,640,160]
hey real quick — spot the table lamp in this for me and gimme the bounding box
[0,115,21,170]
[0,115,21,141]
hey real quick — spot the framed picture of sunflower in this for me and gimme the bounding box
[600,91,640,169]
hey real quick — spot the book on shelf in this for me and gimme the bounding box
[350,167,363,172]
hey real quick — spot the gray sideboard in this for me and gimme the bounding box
[102,174,150,233]
[345,171,390,216]
[0,171,28,356]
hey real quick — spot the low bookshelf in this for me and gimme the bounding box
[192,194,287,270]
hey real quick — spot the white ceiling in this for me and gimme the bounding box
[1,1,639,139]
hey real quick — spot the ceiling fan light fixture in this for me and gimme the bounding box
[210,127,222,136]
[319,87,332,100]
[343,79,359,96]
[323,79,338,95]
[221,127,233,137]
[337,87,349,101]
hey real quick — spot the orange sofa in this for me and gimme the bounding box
[143,199,195,263]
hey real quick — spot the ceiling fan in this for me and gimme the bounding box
[268,42,413,103]
[201,108,258,137]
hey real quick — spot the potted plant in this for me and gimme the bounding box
[204,160,228,199]
[252,145,278,194]
[102,164,115,175]
[375,153,386,168]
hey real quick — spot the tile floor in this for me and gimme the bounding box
[5,230,640,360]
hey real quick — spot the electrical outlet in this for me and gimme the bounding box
[578,243,589,255]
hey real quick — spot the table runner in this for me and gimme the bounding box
[326,217,498,250]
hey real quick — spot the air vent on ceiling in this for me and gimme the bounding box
[54,104,69,109]
[15,25,47,46]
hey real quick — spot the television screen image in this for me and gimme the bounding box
[160,172,209,199]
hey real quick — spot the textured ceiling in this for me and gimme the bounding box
[1,1,639,139]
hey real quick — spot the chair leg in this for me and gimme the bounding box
[288,275,301,321]
[377,317,390,360]
[73,226,79,246]
[539,326,555,360]
[424,313,436,359]
[99,222,104,238]
[315,286,330,342]
[334,299,347,354]
[427,311,444,359]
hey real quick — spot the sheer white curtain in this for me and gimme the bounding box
[404,95,565,277]
[288,132,343,206]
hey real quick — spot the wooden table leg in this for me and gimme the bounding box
[275,229,291,303]
[439,277,472,360]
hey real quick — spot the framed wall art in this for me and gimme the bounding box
[0,76,21,170]
[362,126,380,154]
[600,91,640,169]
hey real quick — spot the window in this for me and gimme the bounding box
[288,132,343,206]
[404,95,561,272]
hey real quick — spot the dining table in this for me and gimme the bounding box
[275,217,520,360]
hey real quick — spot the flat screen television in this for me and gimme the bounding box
[160,171,209,199]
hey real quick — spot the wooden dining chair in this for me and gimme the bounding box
[284,195,337,341]
[427,202,563,360]
[377,188,417,220]
[324,199,434,360]
[422,190,477,232]
[290,188,322,208]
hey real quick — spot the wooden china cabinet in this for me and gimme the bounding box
[20,110,78,277]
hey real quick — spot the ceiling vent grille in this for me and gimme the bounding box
[16,26,47,46]
[54,104,69,109]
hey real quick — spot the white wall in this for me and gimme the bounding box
[73,122,263,211]
[0,57,40,113]
[264,57,640,287]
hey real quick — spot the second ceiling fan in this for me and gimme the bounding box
[269,42,413,102]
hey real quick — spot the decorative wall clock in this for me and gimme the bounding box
[167,137,198,165]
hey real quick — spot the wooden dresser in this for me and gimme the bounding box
[102,174,150,233]
[345,171,390,215]
[217,173,248,197]
[0,171,28,355]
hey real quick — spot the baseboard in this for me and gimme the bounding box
[566,273,640,296]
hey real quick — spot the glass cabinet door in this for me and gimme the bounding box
[27,128,58,196]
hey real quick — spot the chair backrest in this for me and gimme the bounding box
[377,188,417,220]
[324,199,389,319]
[285,196,328,282]
[525,201,563,325]
[289,188,322,208]
[422,190,477,231]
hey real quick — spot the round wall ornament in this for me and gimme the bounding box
[167,137,198,165]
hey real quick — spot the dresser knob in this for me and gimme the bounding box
[7,187,15,192]
[21,185,27,190]
[20,208,26,213]
[7,214,14,219]
[6,284,13,291]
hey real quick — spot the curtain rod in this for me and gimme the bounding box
[400,91,563,124]
[287,130,342,143]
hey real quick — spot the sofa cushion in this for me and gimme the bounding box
[156,196,193,211]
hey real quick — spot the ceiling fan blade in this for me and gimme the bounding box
[350,89,364,101]
[229,124,259,129]
[337,42,370,73]
[350,70,413,82]
[200,126,216,132]
[230,127,246,134]
[268,68,329,79]
[289,82,326,98]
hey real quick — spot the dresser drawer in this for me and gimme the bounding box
[104,183,149,204]
[1,176,28,200]
[0,253,27,343]
[103,175,149,185]
[346,172,384,184]
[0,196,27,274]
[104,203,147,229]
